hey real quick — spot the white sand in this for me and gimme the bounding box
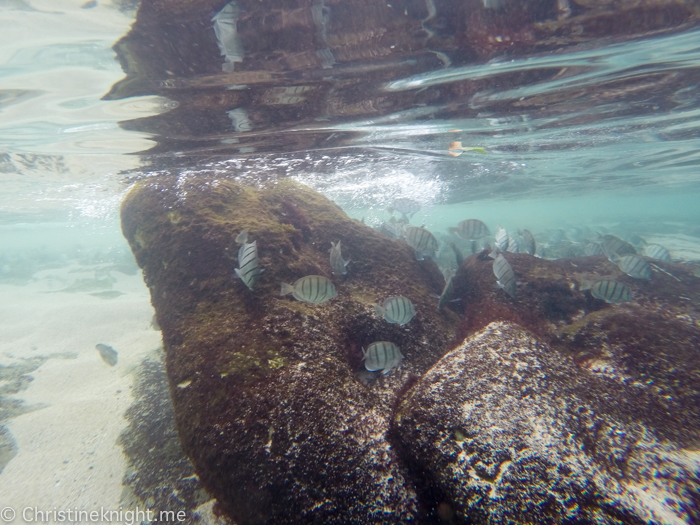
[0,264,162,523]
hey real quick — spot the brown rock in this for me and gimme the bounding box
[120,175,458,524]
[393,321,700,524]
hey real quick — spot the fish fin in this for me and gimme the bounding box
[448,150,463,157]
[373,304,385,317]
[382,367,391,375]
[235,229,249,244]
[234,268,243,280]
[280,282,295,296]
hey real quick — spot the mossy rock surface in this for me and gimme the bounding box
[393,321,700,525]
[121,176,457,524]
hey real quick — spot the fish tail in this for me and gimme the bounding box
[373,304,385,317]
[280,282,295,296]
[235,229,249,245]
[448,227,457,235]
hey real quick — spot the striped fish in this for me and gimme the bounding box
[584,242,604,256]
[449,219,490,240]
[644,243,670,262]
[403,226,438,260]
[362,341,403,374]
[378,217,405,239]
[234,230,262,291]
[507,235,521,253]
[374,295,416,326]
[519,229,536,255]
[616,255,652,280]
[492,253,516,298]
[494,227,509,252]
[589,279,632,303]
[329,241,350,276]
[600,234,636,261]
[280,275,337,303]
[388,197,421,218]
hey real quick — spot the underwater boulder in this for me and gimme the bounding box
[120,175,457,524]
[393,321,700,525]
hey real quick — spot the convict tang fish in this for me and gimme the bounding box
[362,341,403,374]
[329,241,350,276]
[403,226,438,260]
[449,219,490,240]
[616,255,652,280]
[492,252,516,299]
[374,295,416,326]
[280,275,337,304]
[234,229,262,291]
[587,279,632,303]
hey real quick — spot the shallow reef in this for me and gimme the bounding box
[122,177,700,524]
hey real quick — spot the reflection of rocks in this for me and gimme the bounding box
[121,176,457,524]
[394,321,700,524]
[105,0,700,158]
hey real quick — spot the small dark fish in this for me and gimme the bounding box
[519,229,536,255]
[374,296,416,326]
[362,341,403,374]
[588,279,632,303]
[234,230,262,290]
[492,253,516,298]
[329,241,350,276]
[644,244,670,262]
[616,255,652,280]
[403,226,438,260]
[387,197,421,218]
[438,269,455,310]
[449,219,490,240]
[96,344,118,366]
[280,275,337,303]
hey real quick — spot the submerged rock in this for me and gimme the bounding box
[120,176,456,524]
[394,321,700,525]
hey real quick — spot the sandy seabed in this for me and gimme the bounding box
[0,264,167,523]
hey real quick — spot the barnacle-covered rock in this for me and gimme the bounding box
[393,321,700,524]
[120,175,457,524]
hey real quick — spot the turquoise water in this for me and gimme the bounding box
[2,0,700,523]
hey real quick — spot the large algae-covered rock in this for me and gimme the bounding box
[120,175,456,524]
[393,321,700,524]
[450,250,700,440]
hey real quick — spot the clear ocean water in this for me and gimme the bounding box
[1,0,700,523]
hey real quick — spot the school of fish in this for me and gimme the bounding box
[233,198,685,376]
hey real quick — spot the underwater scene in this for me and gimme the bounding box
[2,0,700,524]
